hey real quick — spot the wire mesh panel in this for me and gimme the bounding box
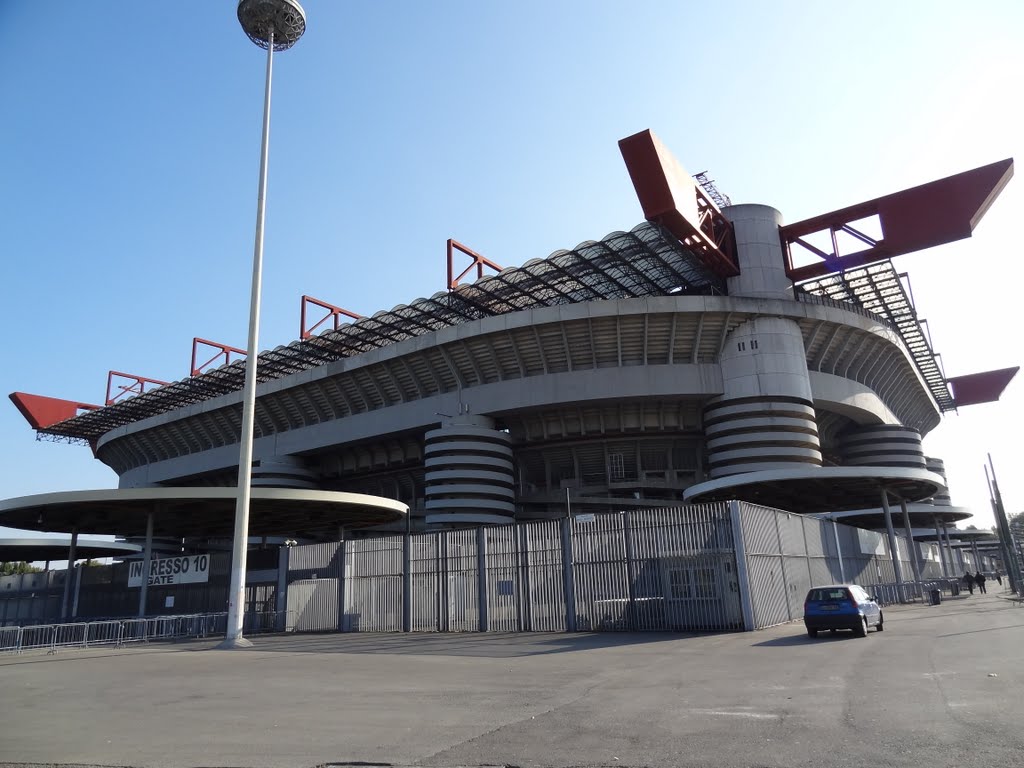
[523,520,566,631]
[445,529,480,632]
[345,537,403,632]
[485,525,522,632]
[409,533,441,632]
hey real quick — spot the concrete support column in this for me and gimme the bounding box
[275,545,289,632]
[881,491,905,600]
[60,528,78,620]
[934,517,949,578]
[900,499,923,593]
[138,512,154,618]
[972,540,981,570]
[940,524,956,578]
[71,563,83,618]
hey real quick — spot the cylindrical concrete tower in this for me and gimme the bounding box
[839,425,926,469]
[424,416,515,525]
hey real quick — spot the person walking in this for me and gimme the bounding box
[975,571,987,594]
[963,571,975,595]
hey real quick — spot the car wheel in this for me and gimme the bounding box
[807,628,818,638]
[855,617,868,637]
[876,613,884,632]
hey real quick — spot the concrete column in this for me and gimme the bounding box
[940,524,956,578]
[138,512,154,618]
[275,545,289,632]
[900,499,922,592]
[71,563,83,618]
[972,540,981,569]
[880,491,904,599]
[934,517,949,578]
[60,528,78,620]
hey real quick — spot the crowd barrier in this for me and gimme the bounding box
[0,611,279,655]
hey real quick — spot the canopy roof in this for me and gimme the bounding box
[683,466,946,513]
[0,487,407,539]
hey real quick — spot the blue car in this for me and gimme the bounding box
[803,584,883,638]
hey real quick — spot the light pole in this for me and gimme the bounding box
[220,0,306,649]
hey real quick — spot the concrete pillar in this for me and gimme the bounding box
[900,499,922,591]
[71,563,83,618]
[138,512,154,618]
[60,528,78,620]
[934,517,949,578]
[880,491,905,599]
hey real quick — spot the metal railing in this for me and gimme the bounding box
[0,611,279,656]
[869,578,964,606]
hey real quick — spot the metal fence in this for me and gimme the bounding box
[0,611,279,655]
[736,503,950,629]
[287,503,746,634]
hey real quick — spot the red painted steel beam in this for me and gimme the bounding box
[448,239,503,289]
[106,371,169,406]
[300,295,362,340]
[191,337,248,376]
[9,392,100,430]
[947,367,1019,408]
[783,158,1014,282]
[618,129,739,277]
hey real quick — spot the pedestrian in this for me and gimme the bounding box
[963,571,975,595]
[975,571,987,594]
[996,572,1003,586]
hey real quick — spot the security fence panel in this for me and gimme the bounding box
[409,533,441,632]
[778,513,807,556]
[345,537,403,633]
[571,513,630,631]
[445,528,480,632]
[286,542,342,632]
[745,553,791,628]
[484,525,522,632]
[630,505,743,632]
[523,520,566,632]
[802,517,829,558]
[286,580,338,632]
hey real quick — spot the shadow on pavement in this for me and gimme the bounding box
[232,629,708,657]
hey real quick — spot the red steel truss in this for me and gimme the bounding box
[618,129,738,278]
[106,371,169,406]
[9,392,100,430]
[191,338,247,377]
[300,295,362,340]
[782,159,1014,282]
[448,239,503,289]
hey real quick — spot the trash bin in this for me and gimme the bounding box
[930,589,942,606]
[951,582,960,596]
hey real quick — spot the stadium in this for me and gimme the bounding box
[1,130,1017,635]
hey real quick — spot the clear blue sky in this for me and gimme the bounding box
[1,1,1021,541]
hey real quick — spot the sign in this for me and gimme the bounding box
[576,513,596,523]
[128,555,210,588]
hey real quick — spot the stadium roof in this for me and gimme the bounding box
[28,223,726,442]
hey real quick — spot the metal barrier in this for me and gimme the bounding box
[868,579,965,606]
[0,611,280,655]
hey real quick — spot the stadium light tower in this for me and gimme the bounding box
[221,0,306,649]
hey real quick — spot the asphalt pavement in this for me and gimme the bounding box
[1,590,1022,768]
